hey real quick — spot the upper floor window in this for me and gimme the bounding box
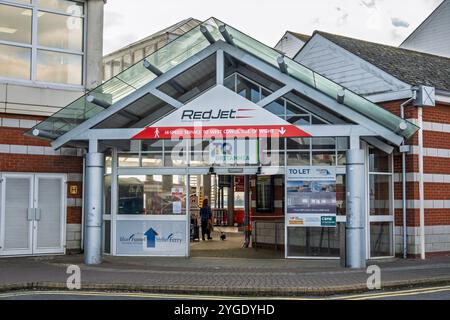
[0,0,84,86]
[224,73,328,125]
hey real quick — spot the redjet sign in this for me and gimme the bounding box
[132,86,310,140]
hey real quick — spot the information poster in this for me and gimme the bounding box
[171,187,184,214]
[286,167,337,228]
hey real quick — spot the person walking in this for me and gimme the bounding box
[200,198,213,241]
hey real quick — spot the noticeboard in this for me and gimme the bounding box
[286,167,337,228]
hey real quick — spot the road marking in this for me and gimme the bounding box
[336,285,450,300]
[1,285,450,300]
[0,290,320,300]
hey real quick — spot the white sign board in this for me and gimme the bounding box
[286,167,337,228]
[116,220,187,256]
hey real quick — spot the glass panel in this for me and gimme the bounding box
[336,174,346,215]
[337,151,347,166]
[236,75,260,103]
[369,148,391,172]
[0,44,31,79]
[311,116,327,124]
[104,175,111,214]
[264,99,285,117]
[370,222,393,257]
[165,139,187,166]
[312,137,335,150]
[369,174,392,216]
[36,50,82,85]
[256,176,273,212]
[287,226,340,257]
[261,151,284,166]
[0,4,32,44]
[37,0,84,15]
[38,11,83,51]
[103,220,111,254]
[336,137,349,150]
[118,154,140,167]
[141,153,163,167]
[287,137,309,150]
[223,74,235,91]
[142,140,163,152]
[286,115,310,125]
[312,151,335,166]
[118,175,186,215]
[286,100,307,115]
[105,155,112,174]
[287,152,310,166]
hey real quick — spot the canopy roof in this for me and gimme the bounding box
[27,18,419,145]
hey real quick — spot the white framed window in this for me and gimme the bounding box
[0,0,85,87]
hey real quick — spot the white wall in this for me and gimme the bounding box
[400,0,450,58]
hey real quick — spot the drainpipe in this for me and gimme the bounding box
[418,107,426,260]
[400,90,417,259]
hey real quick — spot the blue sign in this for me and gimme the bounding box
[144,228,158,248]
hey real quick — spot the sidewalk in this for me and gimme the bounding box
[1,254,450,296]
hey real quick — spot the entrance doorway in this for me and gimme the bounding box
[0,173,66,256]
[189,174,284,259]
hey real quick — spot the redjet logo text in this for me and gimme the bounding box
[181,108,254,121]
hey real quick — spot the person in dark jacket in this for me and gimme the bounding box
[200,198,213,241]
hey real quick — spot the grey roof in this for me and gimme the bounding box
[288,31,311,43]
[314,31,450,92]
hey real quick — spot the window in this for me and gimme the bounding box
[0,0,84,85]
[368,147,394,258]
[224,72,328,125]
[256,176,274,212]
[118,175,186,215]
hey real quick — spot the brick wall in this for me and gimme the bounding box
[1,114,84,253]
[380,100,450,255]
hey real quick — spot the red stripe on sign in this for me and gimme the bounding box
[131,125,311,140]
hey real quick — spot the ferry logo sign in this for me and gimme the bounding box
[132,85,310,140]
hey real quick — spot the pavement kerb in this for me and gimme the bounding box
[1,276,450,297]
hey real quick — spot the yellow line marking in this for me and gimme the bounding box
[0,290,321,300]
[337,285,450,300]
[1,285,450,300]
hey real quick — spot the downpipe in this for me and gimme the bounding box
[400,90,417,259]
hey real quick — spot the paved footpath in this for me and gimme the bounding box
[1,254,450,296]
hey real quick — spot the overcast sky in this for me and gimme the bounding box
[103,0,444,55]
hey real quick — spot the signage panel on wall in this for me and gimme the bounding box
[132,86,310,140]
[209,139,258,164]
[116,220,187,256]
[286,167,337,228]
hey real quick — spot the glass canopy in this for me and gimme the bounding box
[28,17,419,141]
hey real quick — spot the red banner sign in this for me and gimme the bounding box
[132,125,310,140]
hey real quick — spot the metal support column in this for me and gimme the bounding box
[84,143,104,265]
[228,177,234,226]
[345,147,366,269]
[243,175,250,248]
